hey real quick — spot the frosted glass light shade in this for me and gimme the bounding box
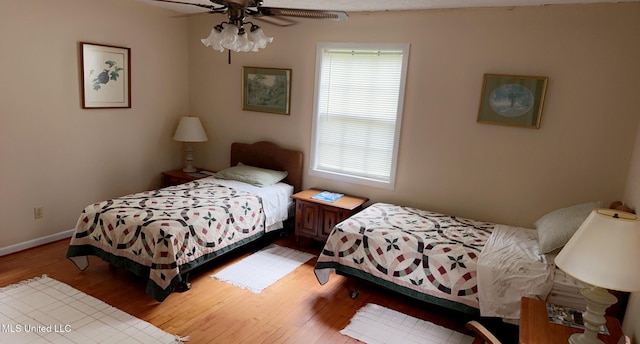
[555,208,640,292]
[201,28,224,52]
[220,23,238,46]
[233,32,254,52]
[200,23,272,53]
[249,27,273,50]
[173,117,208,143]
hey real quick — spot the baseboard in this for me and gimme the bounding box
[0,229,74,257]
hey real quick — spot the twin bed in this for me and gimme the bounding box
[314,201,623,320]
[67,141,302,301]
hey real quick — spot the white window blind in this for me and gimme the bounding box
[310,43,409,189]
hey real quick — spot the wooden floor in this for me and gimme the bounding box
[1,231,518,343]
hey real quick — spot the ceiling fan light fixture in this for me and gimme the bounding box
[201,21,272,53]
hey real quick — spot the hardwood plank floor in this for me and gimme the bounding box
[0,232,518,343]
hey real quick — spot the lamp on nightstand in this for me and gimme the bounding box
[173,116,208,173]
[555,208,640,344]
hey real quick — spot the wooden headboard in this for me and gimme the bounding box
[230,141,304,192]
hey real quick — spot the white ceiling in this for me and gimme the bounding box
[137,0,638,14]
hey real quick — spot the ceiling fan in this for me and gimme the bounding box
[147,0,348,55]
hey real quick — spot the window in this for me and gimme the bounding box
[310,42,410,189]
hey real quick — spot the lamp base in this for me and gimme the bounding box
[568,286,617,344]
[182,142,196,173]
[569,333,603,344]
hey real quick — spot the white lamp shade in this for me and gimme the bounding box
[555,208,640,292]
[173,116,208,142]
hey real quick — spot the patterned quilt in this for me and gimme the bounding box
[67,179,266,301]
[314,203,494,313]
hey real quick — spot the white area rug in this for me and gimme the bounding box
[341,303,474,344]
[210,244,315,293]
[0,275,183,344]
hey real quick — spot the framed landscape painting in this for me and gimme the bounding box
[81,42,131,109]
[242,67,291,115]
[477,74,548,128]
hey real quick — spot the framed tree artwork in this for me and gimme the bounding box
[477,74,548,128]
[242,67,291,115]
[81,42,131,109]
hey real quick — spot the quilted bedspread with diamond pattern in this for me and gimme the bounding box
[67,179,266,301]
[314,203,494,313]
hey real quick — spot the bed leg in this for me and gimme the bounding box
[175,273,192,292]
[349,279,360,299]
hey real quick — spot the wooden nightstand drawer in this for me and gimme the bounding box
[296,201,320,238]
[321,206,347,237]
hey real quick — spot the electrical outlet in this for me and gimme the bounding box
[34,207,43,219]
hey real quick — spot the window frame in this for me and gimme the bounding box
[309,42,410,190]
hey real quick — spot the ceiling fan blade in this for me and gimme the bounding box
[258,7,348,21]
[253,15,297,27]
[146,0,227,13]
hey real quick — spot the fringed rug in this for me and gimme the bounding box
[210,244,315,293]
[0,275,184,344]
[341,303,474,344]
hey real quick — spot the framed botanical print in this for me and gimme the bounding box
[81,42,131,109]
[242,66,291,115]
[477,74,548,128]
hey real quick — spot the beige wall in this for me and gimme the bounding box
[623,122,640,342]
[0,0,189,249]
[188,3,640,228]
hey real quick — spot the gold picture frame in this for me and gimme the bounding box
[477,74,548,128]
[81,42,131,109]
[242,66,291,115]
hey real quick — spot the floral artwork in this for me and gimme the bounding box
[91,60,124,91]
[81,42,131,109]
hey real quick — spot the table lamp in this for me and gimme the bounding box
[173,116,208,173]
[555,208,640,344]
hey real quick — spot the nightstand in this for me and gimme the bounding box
[519,297,624,344]
[291,188,368,243]
[161,168,213,187]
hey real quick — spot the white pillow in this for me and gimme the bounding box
[535,201,603,254]
[214,163,287,187]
